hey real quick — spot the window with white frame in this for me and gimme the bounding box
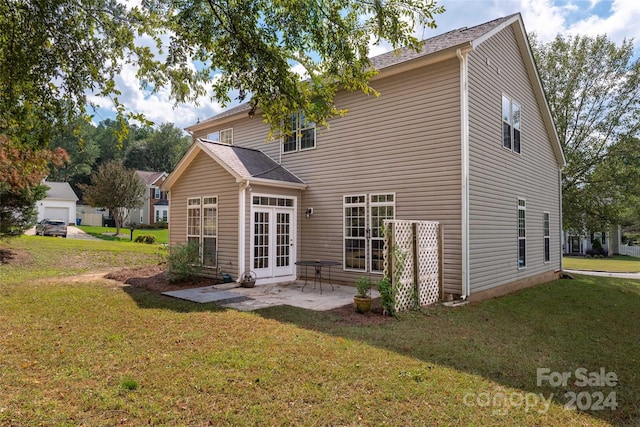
[502,95,521,153]
[283,110,315,153]
[186,196,218,267]
[543,212,550,263]
[518,198,526,268]
[202,197,217,267]
[207,128,233,145]
[155,208,168,223]
[344,194,395,272]
[154,187,160,199]
[155,206,169,222]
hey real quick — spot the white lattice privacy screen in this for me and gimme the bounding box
[383,220,442,312]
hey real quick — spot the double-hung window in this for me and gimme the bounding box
[283,110,315,153]
[344,194,395,273]
[543,212,550,263]
[207,128,233,145]
[518,198,526,268]
[186,196,218,267]
[502,95,521,153]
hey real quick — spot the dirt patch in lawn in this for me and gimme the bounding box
[0,247,31,266]
[105,265,213,292]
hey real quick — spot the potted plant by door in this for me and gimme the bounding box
[354,277,372,313]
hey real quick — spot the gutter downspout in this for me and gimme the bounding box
[457,47,471,300]
[559,168,563,270]
[238,181,250,281]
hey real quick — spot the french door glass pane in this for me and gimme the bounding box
[276,212,290,267]
[254,212,269,269]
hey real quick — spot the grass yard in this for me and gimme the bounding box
[563,255,640,272]
[1,237,639,426]
[78,225,168,244]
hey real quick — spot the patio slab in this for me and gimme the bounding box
[162,286,252,304]
[162,281,379,312]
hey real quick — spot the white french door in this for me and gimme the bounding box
[251,201,295,280]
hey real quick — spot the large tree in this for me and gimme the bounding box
[80,161,146,235]
[0,0,444,237]
[530,34,640,234]
[124,123,191,172]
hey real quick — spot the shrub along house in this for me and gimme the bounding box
[163,13,565,302]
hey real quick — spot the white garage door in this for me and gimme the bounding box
[44,207,69,224]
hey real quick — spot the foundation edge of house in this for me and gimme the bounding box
[465,270,561,303]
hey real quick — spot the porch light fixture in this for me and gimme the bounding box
[305,208,313,218]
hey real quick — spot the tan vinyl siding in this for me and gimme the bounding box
[290,60,462,293]
[169,151,240,277]
[201,59,463,294]
[467,26,562,293]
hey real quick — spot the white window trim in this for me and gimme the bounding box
[282,111,316,154]
[518,198,526,269]
[343,193,395,273]
[186,196,218,267]
[206,128,233,145]
[502,94,522,155]
[543,211,550,263]
[369,193,395,273]
[343,194,367,273]
[219,128,233,145]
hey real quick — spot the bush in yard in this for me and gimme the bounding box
[586,237,607,257]
[166,242,201,283]
[377,276,395,317]
[134,234,156,244]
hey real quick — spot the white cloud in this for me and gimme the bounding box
[566,0,640,44]
[89,62,223,130]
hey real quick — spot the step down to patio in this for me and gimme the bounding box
[162,286,252,305]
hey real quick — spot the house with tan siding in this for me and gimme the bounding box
[163,13,565,302]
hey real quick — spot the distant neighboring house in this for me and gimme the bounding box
[163,13,566,302]
[37,181,79,225]
[130,171,169,225]
[563,226,621,256]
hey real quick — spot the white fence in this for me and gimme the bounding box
[77,213,104,227]
[619,245,640,258]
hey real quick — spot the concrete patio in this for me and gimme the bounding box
[163,281,380,312]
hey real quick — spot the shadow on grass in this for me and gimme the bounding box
[253,276,640,426]
[120,284,227,314]
[119,274,640,425]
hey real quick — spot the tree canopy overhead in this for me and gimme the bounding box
[0,0,444,237]
[1,0,444,143]
[530,33,640,233]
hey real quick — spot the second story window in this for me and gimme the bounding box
[283,111,315,153]
[502,95,521,154]
[207,128,233,145]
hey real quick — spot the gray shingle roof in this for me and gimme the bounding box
[198,139,304,185]
[44,182,78,201]
[370,14,517,70]
[192,14,518,127]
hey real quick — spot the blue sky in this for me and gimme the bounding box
[90,0,640,131]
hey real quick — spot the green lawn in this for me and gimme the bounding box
[78,225,168,244]
[563,255,640,272]
[1,237,639,426]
